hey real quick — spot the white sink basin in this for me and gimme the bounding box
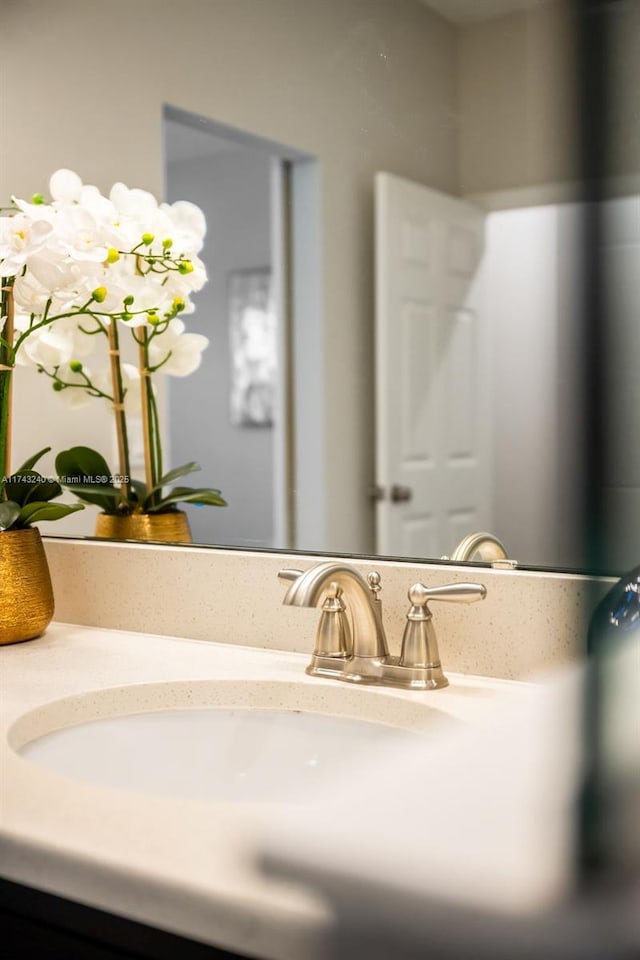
[11,679,461,805]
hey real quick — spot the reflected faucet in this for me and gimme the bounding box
[447,532,510,564]
[280,562,486,691]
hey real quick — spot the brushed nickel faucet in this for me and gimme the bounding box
[279,562,486,691]
[446,531,512,565]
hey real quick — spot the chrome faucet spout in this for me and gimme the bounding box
[282,562,388,659]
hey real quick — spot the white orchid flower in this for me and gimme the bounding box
[12,249,97,315]
[77,185,119,224]
[0,213,53,277]
[104,273,173,324]
[11,197,57,223]
[148,318,209,377]
[109,182,159,224]
[52,205,115,263]
[12,270,53,317]
[17,314,98,369]
[160,200,207,255]
[21,322,77,369]
[15,259,112,323]
[138,207,177,255]
[182,253,208,292]
[160,254,208,303]
[49,168,84,203]
[108,189,176,256]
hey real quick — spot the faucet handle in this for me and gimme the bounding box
[413,582,487,606]
[278,568,304,584]
[398,582,486,677]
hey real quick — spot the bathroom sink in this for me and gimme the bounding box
[10,679,460,805]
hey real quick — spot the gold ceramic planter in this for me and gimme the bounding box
[94,510,192,544]
[0,527,55,645]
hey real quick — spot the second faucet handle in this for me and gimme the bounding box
[278,568,303,584]
[415,582,487,606]
[399,581,487,677]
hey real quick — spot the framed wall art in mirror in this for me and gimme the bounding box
[228,269,276,429]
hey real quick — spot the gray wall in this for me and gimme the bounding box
[166,140,274,548]
[487,206,562,567]
[487,197,640,572]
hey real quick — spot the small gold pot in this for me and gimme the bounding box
[94,510,192,544]
[0,527,55,646]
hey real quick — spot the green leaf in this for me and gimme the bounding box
[61,484,122,500]
[158,461,201,488]
[4,470,62,507]
[55,445,114,483]
[18,501,85,524]
[66,492,114,511]
[56,485,119,512]
[129,479,148,504]
[148,485,227,512]
[0,501,20,531]
[16,446,52,473]
[3,472,35,507]
[55,446,120,512]
[143,462,201,506]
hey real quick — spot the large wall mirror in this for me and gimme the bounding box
[2,0,638,573]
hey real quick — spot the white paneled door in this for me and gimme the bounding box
[374,173,491,557]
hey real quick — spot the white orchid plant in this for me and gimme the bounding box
[0,169,226,527]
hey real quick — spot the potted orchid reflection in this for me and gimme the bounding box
[3,168,226,543]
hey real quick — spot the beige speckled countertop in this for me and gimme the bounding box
[0,622,526,960]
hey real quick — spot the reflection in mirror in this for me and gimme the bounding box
[163,109,311,552]
[2,0,638,572]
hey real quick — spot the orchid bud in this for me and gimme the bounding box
[162,238,173,250]
[178,260,194,275]
[53,381,64,392]
[172,297,186,313]
[92,286,107,303]
[141,232,154,246]
[147,311,160,326]
[123,294,135,306]
[105,248,120,264]
[69,360,83,373]
[31,193,45,205]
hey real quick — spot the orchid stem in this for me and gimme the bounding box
[137,329,157,505]
[148,379,163,485]
[0,281,15,494]
[107,319,132,504]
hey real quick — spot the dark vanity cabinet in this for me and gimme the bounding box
[0,878,253,960]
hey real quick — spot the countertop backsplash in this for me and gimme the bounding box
[43,538,612,682]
